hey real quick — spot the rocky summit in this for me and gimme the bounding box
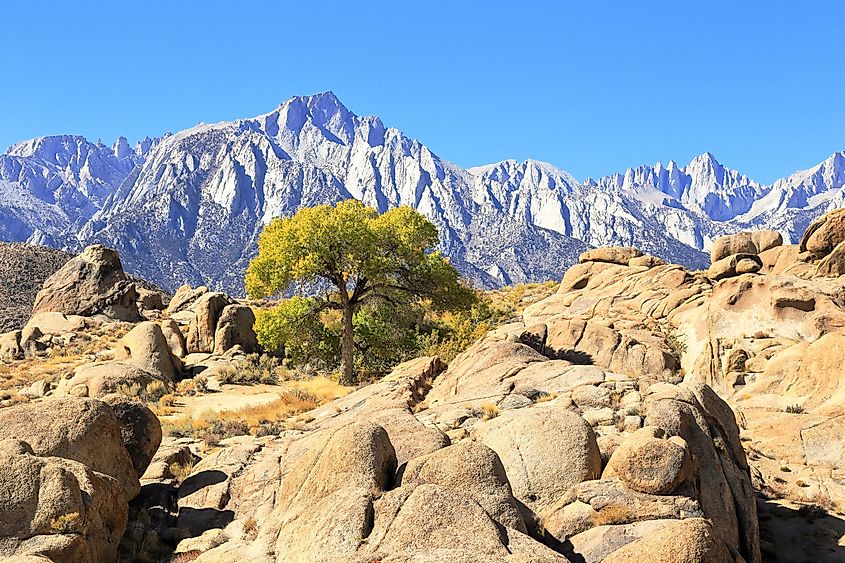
[5,210,845,561]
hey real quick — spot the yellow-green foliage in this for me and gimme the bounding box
[245,200,472,307]
[246,200,476,383]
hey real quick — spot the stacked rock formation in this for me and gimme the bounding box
[0,398,161,562]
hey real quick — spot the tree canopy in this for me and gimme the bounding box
[246,199,476,384]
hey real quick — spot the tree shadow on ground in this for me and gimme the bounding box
[757,496,845,563]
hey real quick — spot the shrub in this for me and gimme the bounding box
[144,380,168,402]
[798,502,828,522]
[665,328,687,360]
[194,375,209,394]
[116,379,171,403]
[206,418,250,439]
[785,404,805,414]
[162,418,194,438]
[50,512,83,534]
[176,379,196,395]
[254,420,286,437]
[243,517,258,540]
[215,366,237,384]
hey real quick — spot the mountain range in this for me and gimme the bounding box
[2,91,844,294]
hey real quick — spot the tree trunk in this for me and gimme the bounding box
[339,299,356,386]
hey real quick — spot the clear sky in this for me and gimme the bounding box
[2,1,843,184]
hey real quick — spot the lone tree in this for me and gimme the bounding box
[245,199,476,385]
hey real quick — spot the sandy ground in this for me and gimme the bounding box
[170,383,285,419]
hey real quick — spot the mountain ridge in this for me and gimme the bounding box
[1,91,844,294]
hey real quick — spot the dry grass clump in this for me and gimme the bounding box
[805,491,836,514]
[218,388,322,430]
[785,404,806,414]
[116,379,172,403]
[242,517,258,541]
[478,402,500,420]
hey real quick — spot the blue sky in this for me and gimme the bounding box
[2,1,843,183]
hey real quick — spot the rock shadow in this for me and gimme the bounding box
[178,469,228,498]
[178,506,235,536]
[545,348,593,365]
[757,496,845,562]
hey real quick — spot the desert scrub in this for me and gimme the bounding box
[216,354,284,385]
[162,417,195,438]
[116,382,142,398]
[176,375,209,396]
[785,404,806,414]
[116,379,172,403]
[144,380,168,402]
[243,517,258,540]
[163,377,348,438]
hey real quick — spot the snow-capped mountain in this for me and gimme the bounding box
[2,91,845,294]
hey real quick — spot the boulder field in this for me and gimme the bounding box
[6,209,845,560]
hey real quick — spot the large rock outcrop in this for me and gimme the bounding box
[478,407,601,511]
[710,231,783,263]
[114,321,181,380]
[30,245,141,322]
[174,330,759,563]
[186,292,259,355]
[23,211,845,560]
[800,207,845,256]
[55,362,162,399]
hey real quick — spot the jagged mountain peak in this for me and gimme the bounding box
[687,151,720,167]
[6,135,99,161]
[470,158,575,180]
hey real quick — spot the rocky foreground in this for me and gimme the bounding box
[5,210,845,561]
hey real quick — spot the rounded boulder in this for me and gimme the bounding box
[479,407,601,510]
